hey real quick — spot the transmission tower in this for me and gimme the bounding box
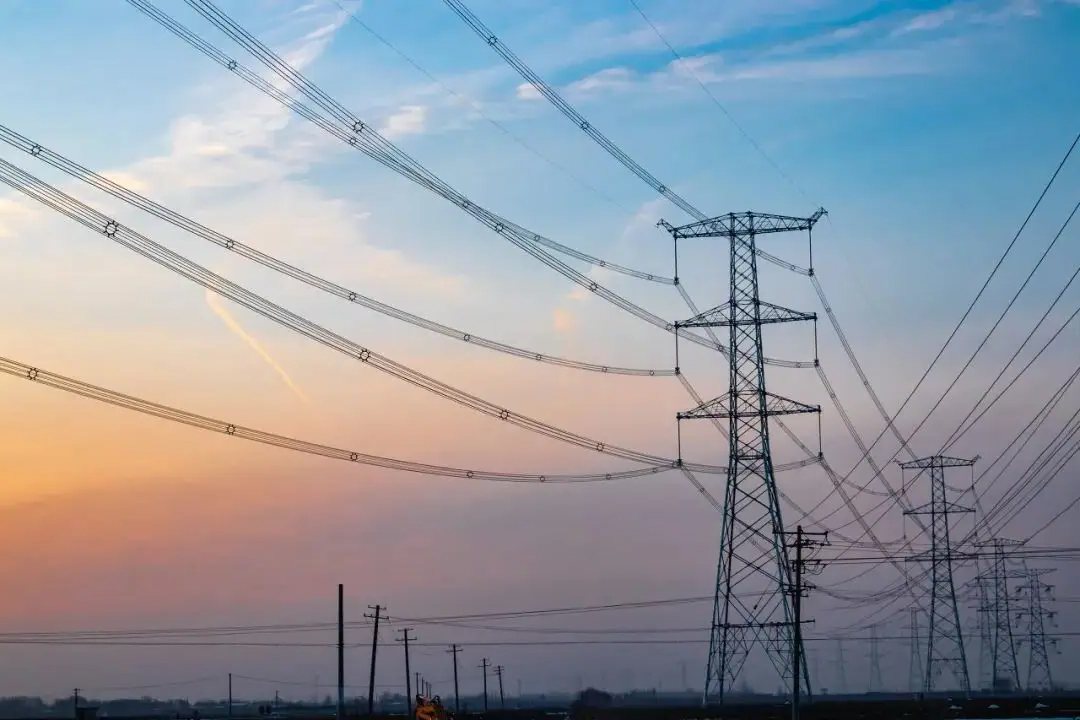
[663,209,824,705]
[902,456,974,694]
[836,638,847,695]
[1016,569,1057,691]
[869,624,884,693]
[908,607,923,695]
[974,538,1024,693]
[968,576,994,691]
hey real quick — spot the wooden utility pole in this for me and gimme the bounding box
[494,666,505,709]
[338,584,345,720]
[228,673,233,719]
[480,658,489,712]
[398,629,415,716]
[447,644,462,712]
[364,605,383,715]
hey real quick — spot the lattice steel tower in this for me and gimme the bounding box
[974,538,1024,692]
[663,210,824,704]
[1016,568,1057,691]
[902,456,974,694]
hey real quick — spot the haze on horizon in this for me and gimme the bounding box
[0,0,1078,702]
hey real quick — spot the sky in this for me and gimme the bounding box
[0,0,1079,701]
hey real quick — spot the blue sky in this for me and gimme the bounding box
[0,0,1078,700]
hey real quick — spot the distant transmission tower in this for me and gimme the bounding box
[663,209,824,705]
[969,576,994,691]
[974,538,1023,693]
[869,624,884,693]
[902,456,974,694]
[908,607,923,695]
[836,638,847,695]
[1016,569,1057,691]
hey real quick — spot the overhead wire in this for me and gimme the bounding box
[0,157,730,474]
[0,123,671,379]
[0,354,664,483]
[126,0,814,370]
[434,0,952,560]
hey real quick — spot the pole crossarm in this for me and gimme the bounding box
[679,392,820,421]
[677,301,817,328]
[660,209,826,239]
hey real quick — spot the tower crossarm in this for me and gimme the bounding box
[659,209,827,239]
[899,456,978,470]
[677,301,816,328]
[678,391,821,420]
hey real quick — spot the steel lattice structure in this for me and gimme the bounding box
[903,456,974,694]
[908,607,923,695]
[973,538,1024,692]
[1016,569,1057,691]
[663,210,824,704]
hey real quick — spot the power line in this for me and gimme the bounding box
[0,354,665,484]
[0,124,671,379]
[126,0,812,371]
[0,156,727,475]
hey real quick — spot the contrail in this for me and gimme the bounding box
[205,288,309,403]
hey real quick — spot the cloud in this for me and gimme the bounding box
[379,105,428,139]
[515,82,542,101]
[566,67,636,97]
[895,5,962,34]
[552,306,578,333]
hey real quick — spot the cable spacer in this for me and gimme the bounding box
[225,239,235,250]
[463,334,471,342]
[348,292,357,301]
[104,220,119,237]
[350,453,359,461]
[596,442,605,452]
[352,120,365,133]
[30,144,42,156]
[466,471,474,478]
[27,368,39,380]
[359,350,370,362]
[226,424,236,434]
[499,409,509,420]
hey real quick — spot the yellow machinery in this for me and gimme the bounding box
[414,695,450,720]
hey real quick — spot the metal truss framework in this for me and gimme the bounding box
[903,456,974,695]
[665,210,823,704]
[973,538,1024,692]
[1016,569,1058,691]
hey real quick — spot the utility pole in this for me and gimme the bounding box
[448,644,462,712]
[902,455,975,694]
[73,689,80,720]
[494,666,505,709]
[398,629,415,716]
[338,584,345,720]
[364,604,383,715]
[782,524,827,720]
[415,672,422,700]
[663,208,824,705]
[480,658,490,712]
[228,673,233,719]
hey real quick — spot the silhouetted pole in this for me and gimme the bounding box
[338,585,345,720]
[448,644,462,712]
[228,673,233,719]
[365,604,383,715]
[480,658,489,712]
[415,672,422,699]
[495,666,505,709]
[397,629,415,716]
[73,689,79,720]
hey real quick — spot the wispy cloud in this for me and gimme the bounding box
[379,105,428,139]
